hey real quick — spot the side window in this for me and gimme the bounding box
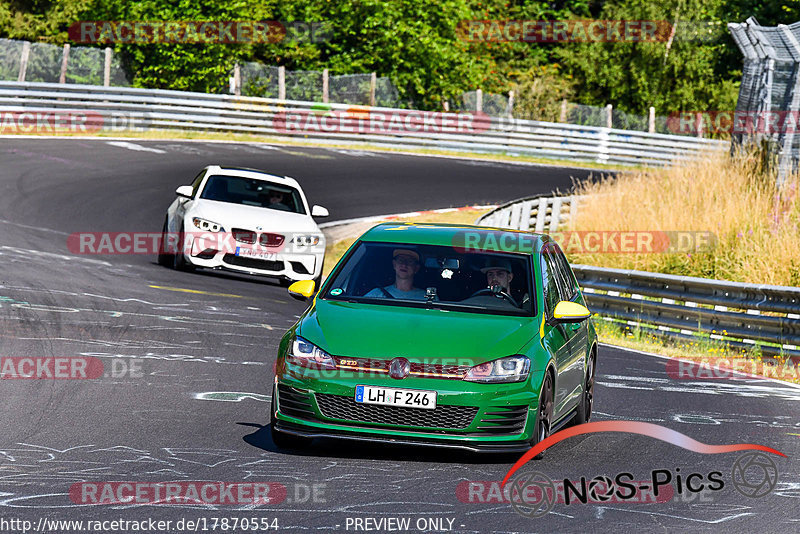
[540,249,561,317]
[190,171,206,198]
[552,245,579,301]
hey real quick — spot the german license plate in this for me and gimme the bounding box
[235,247,276,260]
[355,385,437,410]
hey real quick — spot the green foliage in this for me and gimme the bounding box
[0,0,797,112]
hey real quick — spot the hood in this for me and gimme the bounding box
[191,199,320,233]
[298,299,537,365]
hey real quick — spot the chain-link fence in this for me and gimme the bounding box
[0,38,129,85]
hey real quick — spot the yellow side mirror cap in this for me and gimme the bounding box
[552,301,591,322]
[288,280,316,300]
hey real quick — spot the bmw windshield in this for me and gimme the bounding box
[322,241,535,316]
[200,175,306,214]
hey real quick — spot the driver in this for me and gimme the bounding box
[481,258,514,293]
[266,189,291,211]
[365,249,426,300]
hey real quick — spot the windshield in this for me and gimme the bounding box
[322,241,534,316]
[199,175,306,214]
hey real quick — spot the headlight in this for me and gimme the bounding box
[463,355,530,383]
[290,235,322,246]
[288,336,336,370]
[192,217,225,232]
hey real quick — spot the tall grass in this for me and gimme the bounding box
[568,151,800,286]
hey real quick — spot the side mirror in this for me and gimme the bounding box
[176,185,193,198]
[311,205,329,217]
[288,280,316,300]
[551,301,591,323]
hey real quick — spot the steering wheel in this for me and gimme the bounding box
[467,287,519,308]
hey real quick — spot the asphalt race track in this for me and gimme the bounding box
[0,138,798,533]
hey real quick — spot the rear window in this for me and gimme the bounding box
[199,175,306,214]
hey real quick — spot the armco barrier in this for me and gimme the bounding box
[573,264,800,360]
[477,199,800,360]
[0,81,726,166]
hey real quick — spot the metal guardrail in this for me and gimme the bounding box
[0,81,727,167]
[476,194,582,232]
[477,197,800,360]
[573,264,800,361]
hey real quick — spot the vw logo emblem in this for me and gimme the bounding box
[388,357,410,379]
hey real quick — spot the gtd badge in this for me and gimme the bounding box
[389,358,410,379]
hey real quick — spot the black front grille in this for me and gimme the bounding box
[277,385,316,419]
[475,405,528,434]
[315,393,478,430]
[222,254,283,271]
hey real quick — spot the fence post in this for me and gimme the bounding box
[560,99,568,122]
[605,104,613,129]
[18,41,30,82]
[476,89,483,113]
[507,90,514,118]
[278,66,285,100]
[369,72,376,106]
[233,63,241,96]
[59,43,70,84]
[648,106,655,133]
[322,68,329,103]
[695,112,703,138]
[443,101,450,112]
[103,47,112,87]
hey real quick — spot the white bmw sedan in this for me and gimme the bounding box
[158,166,328,287]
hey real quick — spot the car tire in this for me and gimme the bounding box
[171,223,194,272]
[269,386,312,450]
[574,351,596,425]
[157,218,172,266]
[531,371,554,460]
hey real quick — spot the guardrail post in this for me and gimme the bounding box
[17,41,30,82]
[605,104,613,129]
[233,63,241,96]
[648,106,655,133]
[322,68,329,103]
[507,90,514,118]
[369,72,376,106]
[475,89,483,113]
[560,99,568,122]
[59,43,70,84]
[103,47,112,87]
[278,66,285,100]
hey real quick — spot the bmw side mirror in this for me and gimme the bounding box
[176,185,193,198]
[288,280,316,301]
[311,205,329,217]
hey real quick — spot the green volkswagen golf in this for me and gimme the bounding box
[270,223,597,453]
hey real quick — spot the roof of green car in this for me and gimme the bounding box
[358,222,548,249]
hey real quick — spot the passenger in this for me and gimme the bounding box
[365,249,426,299]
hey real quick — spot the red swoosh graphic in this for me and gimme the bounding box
[502,420,786,487]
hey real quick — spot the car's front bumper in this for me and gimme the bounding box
[182,235,322,280]
[273,363,541,452]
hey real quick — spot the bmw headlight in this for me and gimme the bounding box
[290,235,322,246]
[192,217,225,232]
[463,355,530,383]
[288,336,336,369]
